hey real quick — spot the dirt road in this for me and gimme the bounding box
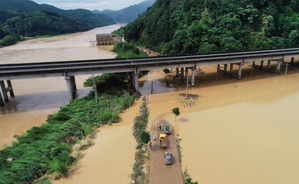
[149,120,184,184]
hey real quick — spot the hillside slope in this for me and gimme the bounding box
[124,0,299,55]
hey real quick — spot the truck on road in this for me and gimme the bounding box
[159,134,167,149]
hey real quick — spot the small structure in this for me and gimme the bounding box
[96,34,118,45]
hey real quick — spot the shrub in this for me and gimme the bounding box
[0,34,21,46]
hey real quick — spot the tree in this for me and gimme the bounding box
[163,68,170,75]
[140,131,150,144]
[172,107,180,121]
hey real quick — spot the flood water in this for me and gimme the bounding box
[0,24,123,147]
[143,63,299,184]
[1,24,299,184]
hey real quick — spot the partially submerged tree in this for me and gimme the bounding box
[163,68,170,75]
[140,131,150,144]
[172,107,180,121]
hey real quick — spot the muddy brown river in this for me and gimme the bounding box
[1,24,299,184]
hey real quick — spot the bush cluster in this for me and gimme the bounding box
[112,42,148,58]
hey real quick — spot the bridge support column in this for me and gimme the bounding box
[134,72,139,93]
[290,57,294,65]
[185,67,188,81]
[70,76,77,90]
[191,68,195,86]
[65,75,76,102]
[275,60,282,74]
[238,63,243,80]
[217,64,228,74]
[261,60,264,69]
[267,60,271,71]
[0,90,4,106]
[0,81,9,102]
[252,61,256,68]
[7,80,14,97]
[224,64,227,74]
[230,64,234,74]
[181,67,184,79]
[176,68,179,76]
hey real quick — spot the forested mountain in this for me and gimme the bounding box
[93,0,156,23]
[124,0,299,55]
[0,10,88,37]
[0,0,116,46]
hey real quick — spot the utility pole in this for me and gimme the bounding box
[92,74,98,103]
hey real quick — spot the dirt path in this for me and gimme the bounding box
[149,120,184,184]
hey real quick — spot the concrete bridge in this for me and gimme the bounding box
[0,48,299,106]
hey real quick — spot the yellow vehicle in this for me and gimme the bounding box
[159,134,167,149]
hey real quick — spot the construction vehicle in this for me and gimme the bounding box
[159,134,167,149]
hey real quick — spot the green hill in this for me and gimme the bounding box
[93,0,156,23]
[0,0,115,28]
[124,0,299,55]
[0,0,116,45]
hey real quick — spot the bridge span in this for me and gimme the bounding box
[0,48,299,106]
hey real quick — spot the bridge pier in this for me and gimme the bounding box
[0,80,15,106]
[275,60,283,74]
[238,63,243,79]
[176,68,179,76]
[0,81,9,102]
[217,64,228,74]
[181,67,184,79]
[230,63,234,74]
[0,90,4,106]
[65,75,76,102]
[267,60,271,71]
[185,67,188,82]
[229,63,243,79]
[252,60,264,69]
[130,71,139,93]
[290,57,294,65]
[191,68,195,86]
[134,72,139,93]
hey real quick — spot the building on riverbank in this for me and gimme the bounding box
[96,34,118,45]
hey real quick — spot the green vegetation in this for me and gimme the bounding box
[124,0,299,55]
[112,42,148,58]
[172,107,180,121]
[163,68,170,74]
[0,34,23,46]
[0,73,136,183]
[0,0,115,46]
[140,131,151,144]
[176,138,182,163]
[112,26,125,39]
[131,97,150,184]
[183,169,198,184]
